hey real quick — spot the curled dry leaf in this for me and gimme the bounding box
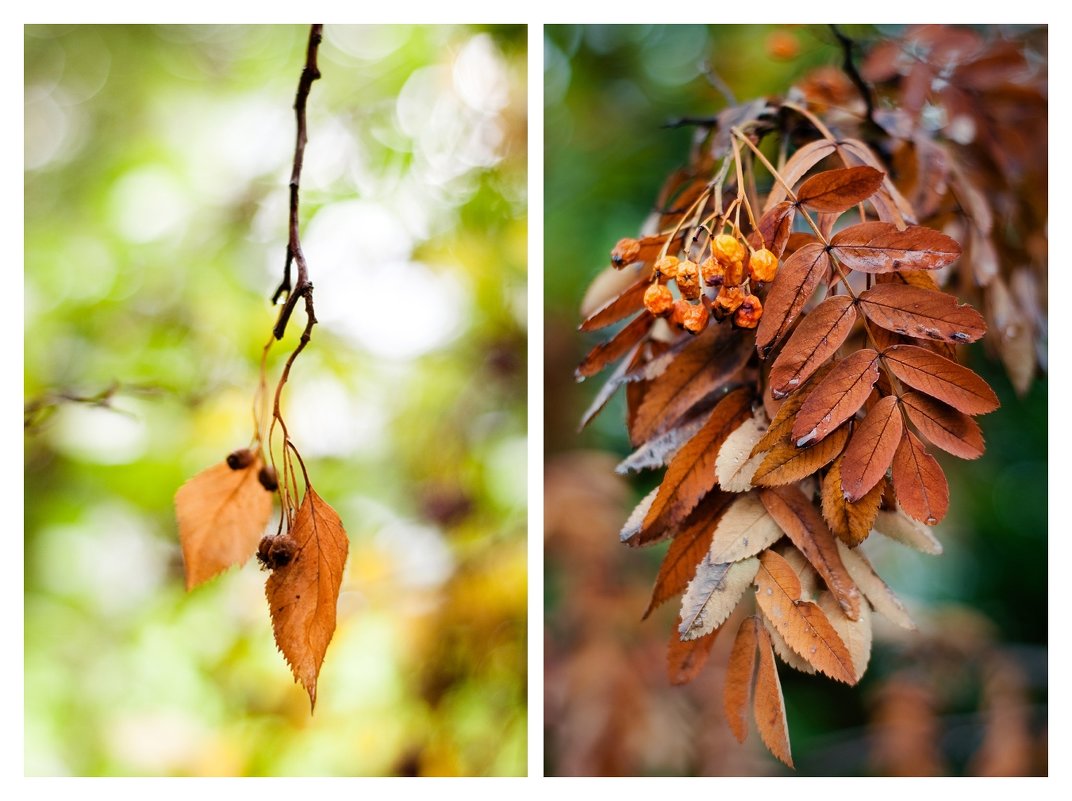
[900,391,985,459]
[840,394,903,501]
[791,349,881,446]
[756,243,831,358]
[822,457,885,547]
[836,541,916,630]
[265,487,349,710]
[714,414,768,492]
[751,363,835,457]
[709,493,784,564]
[754,618,794,768]
[796,165,885,213]
[769,294,857,399]
[175,457,273,590]
[759,486,861,621]
[891,430,950,525]
[873,508,944,554]
[617,412,707,474]
[724,615,759,742]
[829,222,962,273]
[858,284,986,343]
[679,555,760,640]
[753,549,856,684]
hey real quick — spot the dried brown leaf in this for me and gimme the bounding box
[578,342,641,431]
[176,457,273,590]
[836,541,916,630]
[830,222,962,273]
[679,555,760,640]
[883,344,999,415]
[791,349,880,446]
[576,312,653,380]
[873,508,943,554]
[754,621,794,768]
[667,616,719,686]
[763,139,838,211]
[769,295,857,399]
[708,493,784,564]
[756,243,831,358]
[822,458,884,547]
[715,414,768,492]
[841,394,903,501]
[891,430,950,526]
[579,276,650,332]
[754,549,856,684]
[617,411,707,474]
[858,284,986,343]
[817,591,872,682]
[751,363,835,456]
[759,486,861,621]
[900,391,984,459]
[752,423,848,487]
[750,200,796,258]
[987,275,1036,396]
[796,166,884,213]
[619,486,659,545]
[265,487,349,710]
[759,607,817,675]
[724,615,759,742]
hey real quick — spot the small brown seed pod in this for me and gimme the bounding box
[258,465,279,491]
[257,534,298,571]
[226,448,255,470]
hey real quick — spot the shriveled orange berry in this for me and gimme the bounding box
[749,248,779,283]
[668,298,692,328]
[715,285,747,314]
[654,255,680,280]
[675,259,700,299]
[714,234,746,265]
[700,257,724,288]
[681,302,710,334]
[724,259,745,287]
[734,294,764,328]
[611,238,642,268]
[643,283,674,316]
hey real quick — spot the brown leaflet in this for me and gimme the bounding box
[756,243,831,358]
[791,349,880,446]
[709,493,784,563]
[265,487,349,710]
[858,284,986,343]
[874,508,944,554]
[883,344,999,415]
[579,277,651,332]
[642,388,753,531]
[796,166,885,213]
[749,201,796,258]
[754,621,793,768]
[578,342,641,432]
[642,491,734,617]
[752,423,848,487]
[769,295,857,399]
[667,616,719,686]
[176,457,273,590]
[679,555,760,640]
[836,541,916,630]
[987,276,1036,395]
[724,615,759,743]
[576,312,653,380]
[763,139,838,212]
[751,363,835,456]
[829,222,962,273]
[616,409,707,474]
[759,486,861,621]
[836,138,916,226]
[900,391,985,459]
[632,326,753,443]
[817,591,872,683]
[841,395,903,501]
[891,431,949,525]
[759,607,816,676]
[876,269,940,293]
[753,549,856,685]
[822,458,885,548]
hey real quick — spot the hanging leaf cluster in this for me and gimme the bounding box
[574,25,1039,768]
[174,25,347,712]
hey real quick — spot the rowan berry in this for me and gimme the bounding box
[675,260,700,299]
[668,299,692,328]
[749,248,779,283]
[258,465,279,491]
[654,255,679,280]
[611,238,642,268]
[714,234,746,265]
[643,283,674,316]
[715,285,747,313]
[701,257,724,288]
[734,294,764,328]
[724,259,745,287]
[681,301,710,334]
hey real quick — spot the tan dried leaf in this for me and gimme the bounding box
[759,607,816,675]
[817,591,872,682]
[836,541,916,630]
[619,486,659,545]
[873,508,944,554]
[715,414,768,492]
[754,618,794,768]
[667,616,719,686]
[679,556,760,640]
[576,312,653,380]
[751,363,835,456]
[579,276,650,331]
[709,493,784,564]
[265,487,349,710]
[175,457,273,590]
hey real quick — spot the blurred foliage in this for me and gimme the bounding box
[544,24,1046,776]
[25,24,526,776]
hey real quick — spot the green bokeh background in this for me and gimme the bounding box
[25,24,527,776]
[544,24,1046,776]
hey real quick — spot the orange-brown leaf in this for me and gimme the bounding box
[882,344,999,415]
[643,388,753,530]
[724,615,759,742]
[822,458,884,547]
[175,457,273,590]
[900,391,985,459]
[750,201,795,258]
[759,486,861,621]
[763,139,838,211]
[754,550,856,685]
[265,487,349,710]
[579,277,650,332]
[751,363,835,456]
[858,284,986,343]
[752,423,848,487]
[769,295,857,399]
[830,222,962,273]
[841,394,903,501]
[756,242,831,358]
[796,166,884,213]
[576,312,653,380]
[754,619,793,768]
[891,430,949,526]
[667,617,719,686]
[791,349,880,446]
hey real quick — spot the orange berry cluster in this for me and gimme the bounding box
[640,232,778,333]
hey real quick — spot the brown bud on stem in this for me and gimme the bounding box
[227,448,256,470]
[258,465,279,491]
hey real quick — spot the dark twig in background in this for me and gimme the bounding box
[24,381,167,429]
[831,25,877,127]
